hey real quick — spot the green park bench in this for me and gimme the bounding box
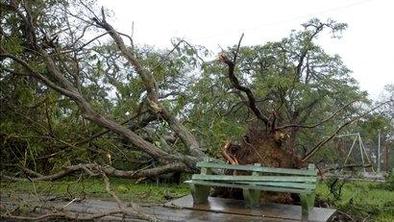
[185,159,317,220]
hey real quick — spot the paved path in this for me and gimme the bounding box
[1,194,336,221]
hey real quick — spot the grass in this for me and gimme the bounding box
[1,177,393,221]
[0,177,190,204]
[316,179,394,221]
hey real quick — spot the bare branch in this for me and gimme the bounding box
[92,10,204,158]
[277,99,358,130]
[219,34,270,127]
[0,209,141,221]
[302,100,393,162]
[100,170,158,221]
[0,54,79,99]
[2,163,188,182]
[57,31,110,55]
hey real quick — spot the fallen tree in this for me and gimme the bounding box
[219,35,392,169]
[1,0,391,182]
[0,0,205,178]
[2,0,393,202]
[2,1,394,221]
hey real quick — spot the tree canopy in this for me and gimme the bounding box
[1,0,392,180]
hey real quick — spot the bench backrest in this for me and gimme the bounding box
[192,159,317,191]
[196,161,317,176]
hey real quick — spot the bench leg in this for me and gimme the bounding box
[300,192,315,221]
[190,184,210,204]
[243,188,261,208]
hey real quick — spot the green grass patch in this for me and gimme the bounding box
[1,177,393,221]
[1,177,190,203]
[316,180,394,221]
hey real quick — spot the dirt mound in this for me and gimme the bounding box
[215,123,303,203]
[222,123,300,168]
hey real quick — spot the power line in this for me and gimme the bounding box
[194,0,376,43]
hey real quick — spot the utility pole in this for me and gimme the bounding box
[377,130,381,173]
[385,145,389,172]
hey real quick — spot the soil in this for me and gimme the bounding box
[214,123,303,203]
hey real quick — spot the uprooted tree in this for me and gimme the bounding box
[216,21,367,169]
[2,0,391,186]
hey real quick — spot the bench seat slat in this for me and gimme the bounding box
[236,181,316,189]
[196,162,316,176]
[192,174,317,183]
[185,180,313,194]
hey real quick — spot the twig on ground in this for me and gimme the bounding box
[99,168,159,221]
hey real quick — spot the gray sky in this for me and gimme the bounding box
[99,0,394,99]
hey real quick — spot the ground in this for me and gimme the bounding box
[0,178,190,204]
[1,177,393,221]
[315,179,394,221]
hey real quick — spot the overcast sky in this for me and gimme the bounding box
[98,0,393,99]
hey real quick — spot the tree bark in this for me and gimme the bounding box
[0,4,206,171]
[2,163,189,182]
[93,12,204,158]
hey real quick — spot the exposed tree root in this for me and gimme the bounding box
[221,141,238,164]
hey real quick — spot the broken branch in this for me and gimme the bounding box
[219,34,270,127]
[302,100,393,162]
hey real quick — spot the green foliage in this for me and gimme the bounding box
[379,172,394,191]
[185,18,368,158]
[1,0,390,208]
[1,12,378,173]
[1,35,23,55]
[0,1,392,221]
[325,177,346,200]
